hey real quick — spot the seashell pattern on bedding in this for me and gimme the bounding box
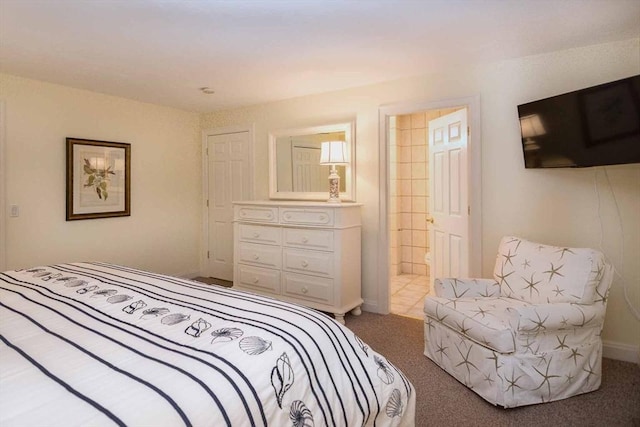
[239,336,273,355]
[0,262,415,427]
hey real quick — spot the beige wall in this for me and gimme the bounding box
[201,38,640,353]
[0,74,202,276]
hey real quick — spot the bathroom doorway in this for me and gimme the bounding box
[377,95,482,320]
[388,107,466,319]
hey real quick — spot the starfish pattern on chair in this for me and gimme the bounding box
[532,357,561,397]
[423,236,612,408]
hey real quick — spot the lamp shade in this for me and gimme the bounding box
[519,114,546,138]
[319,141,348,165]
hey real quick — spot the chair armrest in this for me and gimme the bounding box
[511,302,606,333]
[434,278,501,299]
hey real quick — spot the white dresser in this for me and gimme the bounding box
[232,201,362,324]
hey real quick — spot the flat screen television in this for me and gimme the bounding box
[517,75,640,168]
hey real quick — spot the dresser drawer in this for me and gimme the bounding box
[283,272,333,304]
[238,224,281,245]
[283,248,333,277]
[237,242,282,269]
[236,206,278,223]
[283,228,333,250]
[235,265,281,294]
[280,208,334,226]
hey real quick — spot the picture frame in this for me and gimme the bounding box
[66,138,131,221]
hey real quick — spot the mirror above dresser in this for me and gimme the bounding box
[268,121,355,201]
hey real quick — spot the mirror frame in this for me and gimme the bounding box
[269,121,356,201]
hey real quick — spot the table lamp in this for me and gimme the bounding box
[319,141,349,203]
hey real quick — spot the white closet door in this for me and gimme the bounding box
[207,131,251,280]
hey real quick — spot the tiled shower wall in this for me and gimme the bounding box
[389,108,460,277]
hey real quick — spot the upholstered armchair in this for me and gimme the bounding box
[423,236,613,408]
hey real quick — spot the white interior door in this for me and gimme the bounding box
[207,131,251,280]
[291,146,324,192]
[428,108,469,286]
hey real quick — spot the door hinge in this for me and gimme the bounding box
[207,251,210,259]
[468,206,471,215]
[467,126,470,136]
[206,199,209,207]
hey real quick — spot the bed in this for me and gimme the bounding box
[0,262,415,427]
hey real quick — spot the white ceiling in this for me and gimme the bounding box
[1,0,639,113]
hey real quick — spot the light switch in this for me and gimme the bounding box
[10,204,19,217]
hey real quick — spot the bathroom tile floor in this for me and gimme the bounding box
[390,274,430,320]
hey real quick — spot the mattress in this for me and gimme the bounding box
[0,262,415,426]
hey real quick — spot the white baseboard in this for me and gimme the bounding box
[603,340,640,364]
[362,299,386,314]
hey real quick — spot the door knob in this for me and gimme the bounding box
[426,217,434,224]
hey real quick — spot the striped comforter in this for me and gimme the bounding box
[0,262,415,427]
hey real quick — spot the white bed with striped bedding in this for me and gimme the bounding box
[0,262,415,427]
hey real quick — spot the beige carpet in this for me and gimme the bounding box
[346,311,640,426]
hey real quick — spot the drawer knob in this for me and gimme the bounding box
[253,277,259,283]
[319,215,325,220]
[267,213,273,219]
[285,214,291,220]
[301,236,308,243]
[252,254,260,260]
[302,286,308,294]
[301,260,308,268]
[253,232,260,238]
[241,211,246,216]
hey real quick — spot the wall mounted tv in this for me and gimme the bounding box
[518,75,640,168]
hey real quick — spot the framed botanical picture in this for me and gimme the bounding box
[66,138,131,220]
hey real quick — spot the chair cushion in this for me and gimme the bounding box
[492,236,606,304]
[424,296,528,353]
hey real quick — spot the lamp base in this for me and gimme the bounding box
[327,169,341,204]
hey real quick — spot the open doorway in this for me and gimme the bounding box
[388,108,465,318]
[377,96,482,318]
